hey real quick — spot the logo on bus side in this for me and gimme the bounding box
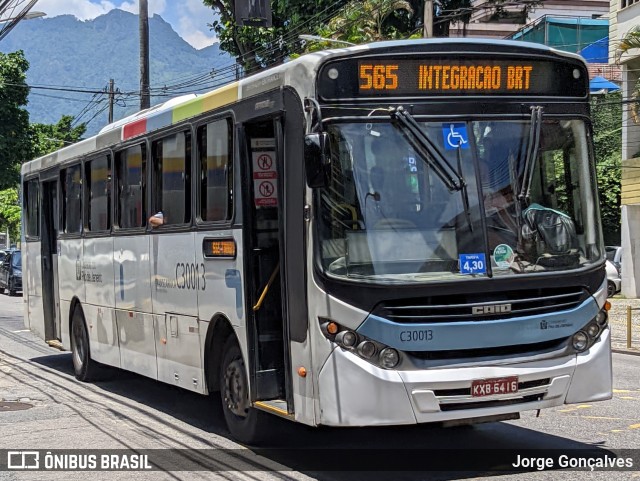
[472,304,512,315]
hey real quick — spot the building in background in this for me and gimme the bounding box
[449,0,610,39]
[610,0,640,297]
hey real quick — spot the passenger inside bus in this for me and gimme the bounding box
[149,211,164,227]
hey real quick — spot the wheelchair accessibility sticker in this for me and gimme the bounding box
[443,123,469,150]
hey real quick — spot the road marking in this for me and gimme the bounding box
[613,389,631,393]
[558,404,592,413]
[629,423,640,429]
[619,396,637,400]
[11,330,30,333]
[583,416,623,420]
[610,429,624,432]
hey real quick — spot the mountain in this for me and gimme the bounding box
[1,10,233,136]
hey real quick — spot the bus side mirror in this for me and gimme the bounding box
[304,133,331,188]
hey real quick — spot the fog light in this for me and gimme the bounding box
[586,324,600,339]
[595,310,608,326]
[379,348,400,368]
[335,330,357,348]
[572,331,589,352]
[357,341,377,359]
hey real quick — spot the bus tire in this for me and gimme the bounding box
[219,338,270,445]
[70,307,102,382]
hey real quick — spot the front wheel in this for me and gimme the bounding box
[219,338,272,445]
[70,307,102,381]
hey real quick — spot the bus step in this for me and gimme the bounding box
[253,399,293,419]
[46,339,65,351]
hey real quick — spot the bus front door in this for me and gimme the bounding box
[41,179,61,342]
[243,119,290,407]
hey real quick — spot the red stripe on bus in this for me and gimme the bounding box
[123,119,147,140]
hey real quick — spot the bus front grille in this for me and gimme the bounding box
[372,286,588,324]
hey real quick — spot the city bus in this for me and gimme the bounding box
[21,39,612,444]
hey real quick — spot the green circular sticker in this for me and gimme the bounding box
[493,244,514,268]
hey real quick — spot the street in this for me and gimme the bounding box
[0,292,639,481]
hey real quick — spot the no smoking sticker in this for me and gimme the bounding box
[252,138,278,207]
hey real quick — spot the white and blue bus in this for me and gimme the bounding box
[22,39,612,443]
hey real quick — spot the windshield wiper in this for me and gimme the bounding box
[390,106,472,231]
[519,106,543,202]
[390,106,464,191]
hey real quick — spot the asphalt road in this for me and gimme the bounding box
[0,292,639,480]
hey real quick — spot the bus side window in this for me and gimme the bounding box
[85,154,112,232]
[61,164,83,234]
[115,144,146,229]
[24,179,40,238]
[151,131,192,226]
[197,119,232,222]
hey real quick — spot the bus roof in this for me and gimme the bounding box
[22,38,584,177]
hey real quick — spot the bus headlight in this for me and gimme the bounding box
[357,341,377,359]
[572,331,589,352]
[319,318,402,369]
[379,348,400,368]
[595,310,608,327]
[586,323,600,339]
[335,330,358,348]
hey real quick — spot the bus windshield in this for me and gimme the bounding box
[317,119,602,283]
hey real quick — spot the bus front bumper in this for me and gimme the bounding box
[316,328,612,427]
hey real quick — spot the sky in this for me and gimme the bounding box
[34,0,218,49]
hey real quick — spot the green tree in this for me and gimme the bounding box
[591,92,622,245]
[30,115,87,159]
[0,188,21,243]
[203,0,350,71]
[0,50,31,190]
[314,0,414,45]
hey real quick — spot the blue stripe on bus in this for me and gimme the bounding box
[356,297,599,351]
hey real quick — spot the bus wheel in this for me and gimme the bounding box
[70,307,101,382]
[220,338,270,445]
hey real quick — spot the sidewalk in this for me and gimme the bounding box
[607,296,640,356]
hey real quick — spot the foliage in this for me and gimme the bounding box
[204,0,348,71]
[318,0,415,46]
[0,50,31,190]
[615,25,640,64]
[30,116,87,159]
[591,92,622,244]
[0,188,21,243]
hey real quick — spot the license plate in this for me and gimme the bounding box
[471,376,518,397]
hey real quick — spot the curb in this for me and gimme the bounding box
[612,348,640,357]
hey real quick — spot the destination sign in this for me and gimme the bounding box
[318,56,588,99]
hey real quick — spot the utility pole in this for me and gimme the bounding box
[139,0,150,109]
[424,0,433,38]
[108,79,115,123]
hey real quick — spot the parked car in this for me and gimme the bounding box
[0,250,21,296]
[606,259,621,297]
[605,245,622,274]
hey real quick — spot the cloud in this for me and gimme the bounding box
[118,0,166,16]
[32,0,215,49]
[35,0,118,20]
[174,0,218,49]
